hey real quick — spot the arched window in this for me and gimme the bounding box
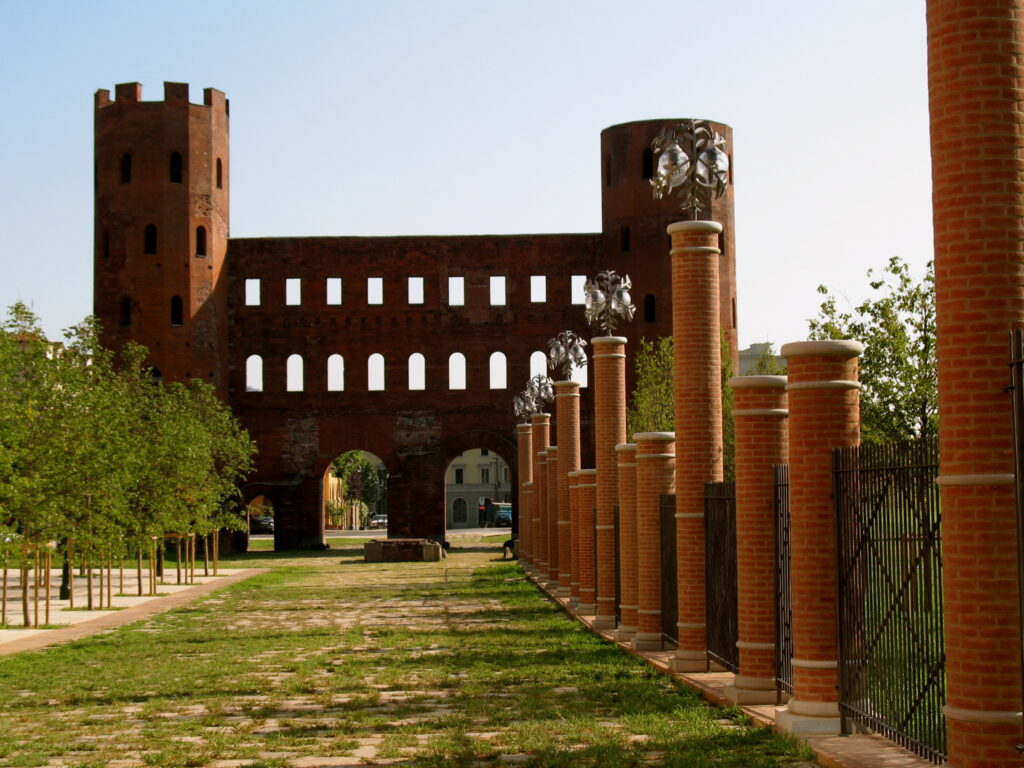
[119,296,131,327]
[120,153,132,184]
[644,294,656,323]
[453,498,467,523]
[286,354,304,392]
[408,353,425,391]
[327,354,344,391]
[489,352,507,390]
[144,224,157,255]
[169,152,182,183]
[245,355,263,392]
[195,226,207,257]
[150,367,163,385]
[216,157,223,189]
[449,352,466,390]
[529,350,547,379]
[170,295,183,326]
[368,353,385,391]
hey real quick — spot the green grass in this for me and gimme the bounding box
[0,536,814,767]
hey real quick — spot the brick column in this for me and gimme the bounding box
[555,381,581,600]
[521,482,534,570]
[567,470,582,607]
[576,468,597,614]
[592,336,627,629]
[927,2,1024,764]
[531,411,550,581]
[633,432,675,652]
[516,423,533,569]
[775,340,861,736]
[546,446,561,589]
[668,220,724,673]
[614,442,639,643]
[724,375,788,705]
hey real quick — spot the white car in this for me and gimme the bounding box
[368,514,388,529]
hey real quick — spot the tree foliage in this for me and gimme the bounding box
[809,256,936,444]
[331,450,388,525]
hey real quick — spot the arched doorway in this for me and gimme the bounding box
[444,447,512,528]
[322,450,388,531]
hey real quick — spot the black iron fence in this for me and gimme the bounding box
[660,494,678,644]
[705,481,738,672]
[1009,329,1024,755]
[774,464,793,700]
[833,439,945,764]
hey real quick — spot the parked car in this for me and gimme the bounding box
[368,513,388,529]
[250,515,274,534]
[494,510,513,527]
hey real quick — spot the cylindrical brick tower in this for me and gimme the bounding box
[555,381,581,600]
[927,1,1024,763]
[546,446,560,588]
[592,335,628,629]
[94,82,229,389]
[576,468,597,615]
[725,375,788,705]
[776,340,862,736]
[669,220,724,674]
[614,442,639,643]
[516,423,533,568]
[633,431,675,651]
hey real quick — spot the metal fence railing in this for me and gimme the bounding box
[833,439,945,764]
[774,464,793,701]
[705,481,738,673]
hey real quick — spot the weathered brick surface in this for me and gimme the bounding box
[576,468,597,610]
[555,382,581,594]
[546,447,560,585]
[616,443,639,635]
[531,414,550,574]
[516,423,533,566]
[633,432,675,647]
[568,471,582,601]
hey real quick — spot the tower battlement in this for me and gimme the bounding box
[94,82,228,114]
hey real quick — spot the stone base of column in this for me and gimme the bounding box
[593,598,616,629]
[614,624,638,643]
[575,602,596,615]
[567,596,579,609]
[775,699,841,736]
[631,632,663,651]
[593,615,616,630]
[555,583,571,598]
[670,649,710,673]
[724,675,777,705]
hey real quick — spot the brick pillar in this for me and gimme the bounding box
[927,1,1024,764]
[633,432,675,651]
[516,423,533,569]
[614,442,639,643]
[555,381,581,600]
[724,375,788,705]
[567,470,582,607]
[592,336,628,629]
[546,446,561,588]
[576,468,597,614]
[521,482,534,569]
[531,413,550,580]
[668,220,724,673]
[775,340,861,736]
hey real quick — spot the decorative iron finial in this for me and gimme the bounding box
[584,270,635,333]
[513,391,534,423]
[513,374,553,423]
[650,119,729,219]
[548,331,588,381]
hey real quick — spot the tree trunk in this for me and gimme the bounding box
[21,565,29,627]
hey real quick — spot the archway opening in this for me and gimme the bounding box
[246,495,275,535]
[443,448,511,529]
[322,450,388,531]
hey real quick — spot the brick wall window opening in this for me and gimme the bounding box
[571,275,587,305]
[144,224,157,255]
[169,152,183,183]
[530,350,547,378]
[489,351,507,389]
[449,352,467,390]
[455,468,464,485]
[448,276,465,306]
[481,448,488,456]
[408,352,426,390]
[368,353,385,391]
[119,296,131,327]
[644,294,656,322]
[286,354,304,392]
[245,278,261,306]
[620,224,631,252]
[246,355,263,392]
[170,295,184,326]
[490,276,506,306]
[408,277,424,305]
[326,277,342,305]
[285,278,301,306]
[480,467,491,484]
[642,147,654,180]
[367,277,384,305]
[327,354,344,391]
[216,158,223,189]
[530,275,546,303]
[195,226,208,257]
[120,153,132,184]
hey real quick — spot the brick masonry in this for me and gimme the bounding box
[633,432,675,652]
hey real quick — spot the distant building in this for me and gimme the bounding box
[444,449,511,528]
[738,343,785,375]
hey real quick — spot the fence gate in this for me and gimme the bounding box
[774,464,793,701]
[660,494,678,644]
[705,481,738,672]
[833,439,945,764]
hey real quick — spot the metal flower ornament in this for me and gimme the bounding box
[650,119,730,219]
[548,330,588,381]
[584,270,636,333]
[512,374,553,423]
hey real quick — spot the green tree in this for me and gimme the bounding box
[332,451,388,526]
[809,256,936,444]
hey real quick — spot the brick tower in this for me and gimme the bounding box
[94,82,230,388]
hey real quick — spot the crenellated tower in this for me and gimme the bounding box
[94,81,230,389]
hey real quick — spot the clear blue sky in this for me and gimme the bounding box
[0,0,932,349]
